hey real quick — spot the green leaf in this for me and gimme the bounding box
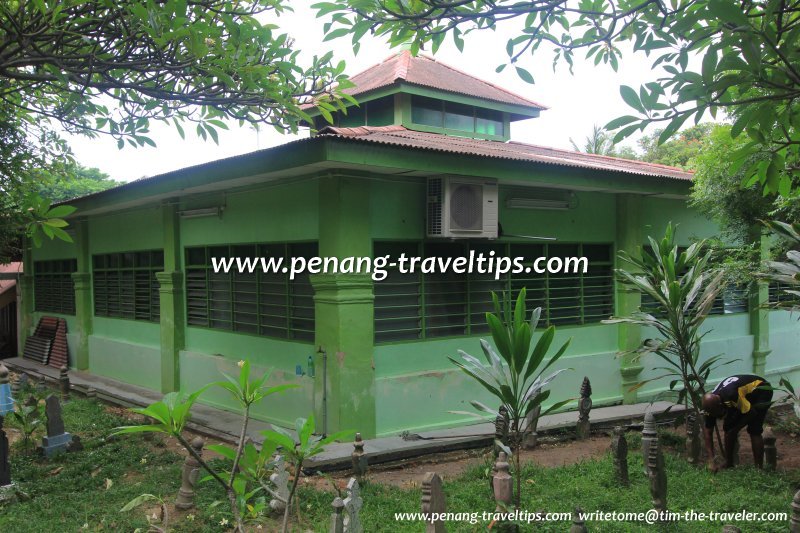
[619,85,645,114]
[120,494,158,512]
[515,67,535,84]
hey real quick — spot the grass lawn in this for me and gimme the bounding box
[1,396,798,532]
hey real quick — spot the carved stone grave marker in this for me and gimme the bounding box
[570,507,588,533]
[175,437,204,510]
[330,496,345,533]
[492,451,513,511]
[493,405,510,457]
[610,426,629,486]
[576,377,592,440]
[685,410,701,465]
[269,455,290,512]
[59,366,70,402]
[421,472,446,533]
[641,410,657,475]
[647,440,667,515]
[764,433,777,471]
[523,404,541,450]
[41,395,72,457]
[343,477,363,533]
[352,432,368,479]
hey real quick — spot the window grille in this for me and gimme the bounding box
[34,259,77,314]
[185,242,317,342]
[374,241,614,343]
[93,251,162,322]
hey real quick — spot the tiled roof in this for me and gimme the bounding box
[318,125,693,181]
[308,50,547,111]
[0,262,21,296]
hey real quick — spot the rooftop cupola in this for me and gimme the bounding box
[303,50,547,141]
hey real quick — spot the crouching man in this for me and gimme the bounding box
[702,374,773,472]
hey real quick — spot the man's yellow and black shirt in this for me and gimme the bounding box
[704,374,773,434]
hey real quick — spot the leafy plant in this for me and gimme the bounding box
[762,220,800,311]
[120,493,169,533]
[262,415,352,533]
[114,360,298,532]
[10,402,43,454]
[449,288,572,507]
[603,224,733,424]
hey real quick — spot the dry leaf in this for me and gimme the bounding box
[48,466,64,476]
[104,478,113,490]
[91,467,102,478]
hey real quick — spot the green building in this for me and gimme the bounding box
[20,52,800,438]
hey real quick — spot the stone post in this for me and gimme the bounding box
[352,432,367,480]
[610,426,629,486]
[641,410,657,475]
[175,437,204,510]
[791,488,800,533]
[494,405,510,457]
[576,377,592,440]
[570,507,588,533]
[330,496,345,533]
[647,441,667,515]
[764,434,777,471]
[685,409,701,465]
[421,472,446,533]
[522,404,541,449]
[59,366,70,402]
[492,451,513,511]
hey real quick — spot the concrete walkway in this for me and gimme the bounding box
[2,357,686,471]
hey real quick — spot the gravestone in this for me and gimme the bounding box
[59,366,70,402]
[352,433,368,480]
[343,477,363,533]
[523,404,541,449]
[41,395,72,457]
[492,451,513,511]
[685,410,701,465]
[791,488,800,533]
[641,410,657,475]
[269,455,290,512]
[330,496,345,533]
[175,437,204,510]
[647,440,667,515]
[570,507,588,533]
[36,378,47,394]
[0,416,10,486]
[15,373,28,394]
[764,433,777,471]
[610,426,629,486]
[0,365,12,415]
[494,405,510,457]
[421,472,446,533]
[576,377,592,440]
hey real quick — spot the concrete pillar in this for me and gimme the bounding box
[615,193,643,404]
[72,219,92,370]
[157,201,184,393]
[311,175,376,438]
[17,239,34,356]
[748,226,771,375]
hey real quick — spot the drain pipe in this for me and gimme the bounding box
[318,346,328,437]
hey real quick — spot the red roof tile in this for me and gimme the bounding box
[0,262,21,296]
[308,51,547,111]
[318,126,693,181]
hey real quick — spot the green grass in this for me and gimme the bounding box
[1,396,798,532]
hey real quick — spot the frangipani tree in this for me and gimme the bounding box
[450,288,572,507]
[603,223,730,415]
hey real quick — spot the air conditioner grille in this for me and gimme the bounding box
[450,184,482,230]
[427,178,443,235]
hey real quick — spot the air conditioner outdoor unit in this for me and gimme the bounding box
[427,176,498,238]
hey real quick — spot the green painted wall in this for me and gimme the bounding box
[640,196,718,243]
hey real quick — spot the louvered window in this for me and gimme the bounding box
[34,259,77,314]
[374,241,614,343]
[93,251,162,322]
[185,242,317,342]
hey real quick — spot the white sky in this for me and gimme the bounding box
[65,4,703,183]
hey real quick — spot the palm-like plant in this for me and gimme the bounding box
[450,288,572,507]
[603,223,729,416]
[762,220,800,309]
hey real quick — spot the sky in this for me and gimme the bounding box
[65,3,701,183]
